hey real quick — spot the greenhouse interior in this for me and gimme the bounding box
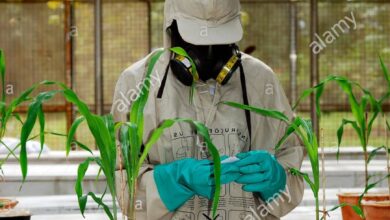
[0,0,389,220]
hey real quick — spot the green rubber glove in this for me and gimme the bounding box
[234,150,287,202]
[154,156,240,211]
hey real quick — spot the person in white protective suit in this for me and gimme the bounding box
[111,0,305,219]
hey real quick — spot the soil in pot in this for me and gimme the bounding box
[362,200,390,220]
[338,192,389,220]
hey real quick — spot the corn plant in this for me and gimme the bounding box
[222,101,321,220]
[19,50,222,220]
[113,50,221,219]
[288,58,390,218]
[0,50,61,174]
[293,58,390,190]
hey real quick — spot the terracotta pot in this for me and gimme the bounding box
[0,199,18,210]
[362,200,390,220]
[338,193,389,220]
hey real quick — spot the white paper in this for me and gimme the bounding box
[221,156,240,164]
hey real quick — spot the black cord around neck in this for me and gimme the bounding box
[239,62,252,149]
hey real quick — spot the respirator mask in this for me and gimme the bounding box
[169,21,241,86]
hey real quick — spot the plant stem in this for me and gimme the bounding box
[315,194,320,220]
[364,112,369,188]
[128,176,137,220]
[113,195,118,220]
[385,116,390,199]
[118,146,126,220]
[364,148,369,188]
[320,128,326,220]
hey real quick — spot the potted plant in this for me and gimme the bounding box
[360,112,390,220]
[293,57,390,220]
[17,49,223,220]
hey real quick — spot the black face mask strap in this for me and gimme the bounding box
[157,63,170,99]
[239,62,252,150]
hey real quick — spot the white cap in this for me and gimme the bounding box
[164,0,243,45]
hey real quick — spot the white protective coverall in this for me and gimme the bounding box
[111,1,305,219]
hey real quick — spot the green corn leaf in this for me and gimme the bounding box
[367,146,389,164]
[20,90,59,181]
[99,186,108,206]
[123,122,139,218]
[0,139,18,161]
[138,119,175,169]
[272,116,320,213]
[293,75,338,111]
[73,140,93,155]
[297,118,315,145]
[129,50,164,154]
[75,157,95,217]
[75,157,114,220]
[0,134,39,167]
[62,88,116,169]
[37,106,45,158]
[103,114,116,148]
[117,123,132,176]
[293,87,315,111]
[334,77,364,129]
[359,88,382,141]
[45,131,93,155]
[187,120,222,219]
[319,203,363,220]
[275,117,301,151]
[3,81,54,130]
[11,113,23,125]
[336,119,361,160]
[129,122,139,177]
[96,167,103,185]
[2,88,34,133]
[66,116,86,156]
[351,206,364,218]
[327,203,347,212]
[221,101,290,123]
[290,168,317,197]
[358,174,390,205]
[0,101,5,123]
[315,85,324,116]
[102,114,117,171]
[85,192,114,220]
[379,92,390,107]
[379,56,390,90]
[170,47,199,82]
[295,118,320,189]
[59,85,118,219]
[293,75,375,152]
[299,118,318,157]
[328,203,363,219]
[170,47,199,104]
